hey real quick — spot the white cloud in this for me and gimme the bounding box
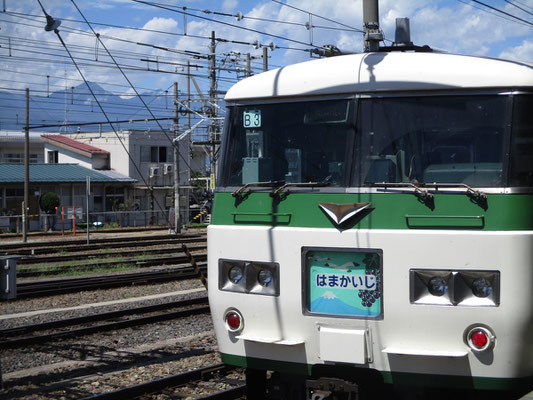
[2,0,532,100]
[222,0,239,14]
[500,40,533,63]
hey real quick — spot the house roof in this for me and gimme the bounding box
[41,135,109,158]
[0,164,134,183]
[0,131,47,143]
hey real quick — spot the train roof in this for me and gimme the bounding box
[225,52,533,101]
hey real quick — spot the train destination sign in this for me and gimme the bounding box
[243,109,261,128]
[306,248,382,318]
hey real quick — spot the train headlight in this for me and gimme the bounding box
[428,276,448,297]
[228,266,243,284]
[219,259,279,296]
[257,269,273,287]
[472,277,492,298]
[466,326,495,352]
[219,260,246,293]
[224,309,244,332]
[411,269,499,306]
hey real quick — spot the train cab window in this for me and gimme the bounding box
[222,99,354,187]
[509,95,533,187]
[353,95,507,187]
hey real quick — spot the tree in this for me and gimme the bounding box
[39,192,60,231]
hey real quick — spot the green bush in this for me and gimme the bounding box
[39,192,60,214]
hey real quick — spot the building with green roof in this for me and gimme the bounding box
[0,163,135,232]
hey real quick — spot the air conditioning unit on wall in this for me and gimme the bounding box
[164,164,173,174]
[149,166,161,177]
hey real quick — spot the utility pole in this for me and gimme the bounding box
[246,53,251,77]
[186,61,191,226]
[263,47,268,71]
[173,82,181,234]
[363,0,383,52]
[23,88,29,243]
[187,61,191,133]
[208,31,217,188]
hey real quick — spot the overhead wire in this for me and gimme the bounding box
[70,0,198,175]
[174,3,361,33]
[467,0,533,27]
[0,15,266,75]
[130,0,327,51]
[456,0,533,28]
[34,0,170,217]
[503,0,533,18]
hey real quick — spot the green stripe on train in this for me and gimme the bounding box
[221,353,533,392]
[211,192,533,230]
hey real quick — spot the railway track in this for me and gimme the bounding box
[0,296,209,349]
[80,363,245,400]
[16,242,206,266]
[16,263,207,297]
[0,226,173,242]
[1,233,206,256]
[17,247,207,278]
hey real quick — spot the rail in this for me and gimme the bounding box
[79,363,244,400]
[0,297,209,349]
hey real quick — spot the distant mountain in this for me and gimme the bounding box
[0,82,174,133]
[310,291,363,316]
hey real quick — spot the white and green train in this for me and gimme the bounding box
[207,50,533,398]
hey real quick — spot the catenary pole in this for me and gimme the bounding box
[23,88,29,243]
[209,31,217,187]
[173,82,181,234]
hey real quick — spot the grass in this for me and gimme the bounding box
[19,258,140,278]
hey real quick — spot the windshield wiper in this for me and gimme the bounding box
[422,183,487,201]
[270,181,331,197]
[232,180,285,197]
[370,181,434,201]
[370,181,488,202]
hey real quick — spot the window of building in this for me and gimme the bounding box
[2,153,39,163]
[140,146,173,163]
[47,151,58,163]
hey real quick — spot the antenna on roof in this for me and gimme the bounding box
[379,17,433,53]
[393,18,413,47]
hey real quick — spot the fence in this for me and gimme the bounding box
[0,207,210,234]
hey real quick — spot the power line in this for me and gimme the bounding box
[456,0,533,28]
[271,0,364,34]
[508,0,533,13]
[3,10,312,55]
[469,0,533,27]
[504,0,533,18]
[131,0,326,51]
[0,53,240,84]
[35,0,169,217]
[70,0,201,176]
[174,3,360,33]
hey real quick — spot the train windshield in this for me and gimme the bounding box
[354,95,507,187]
[221,94,533,189]
[222,99,354,187]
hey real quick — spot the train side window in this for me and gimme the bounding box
[509,95,533,187]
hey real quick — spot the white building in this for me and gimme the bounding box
[0,131,45,164]
[42,130,208,222]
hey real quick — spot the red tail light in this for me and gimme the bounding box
[224,309,244,332]
[471,330,488,348]
[466,326,495,352]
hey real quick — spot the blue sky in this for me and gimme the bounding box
[1,0,532,99]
